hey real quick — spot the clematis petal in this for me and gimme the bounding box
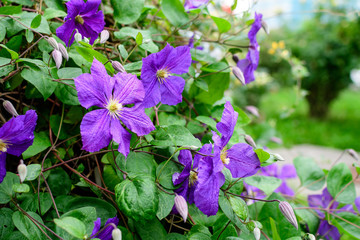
[110,118,131,158]
[226,143,260,178]
[261,163,278,177]
[80,109,112,152]
[91,218,101,237]
[162,45,191,75]
[160,76,185,106]
[81,0,102,15]
[193,143,212,169]
[96,216,119,240]
[184,0,210,10]
[142,77,161,108]
[56,20,77,47]
[178,150,193,166]
[279,164,297,179]
[216,101,238,148]
[0,153,6,183]
[317,220,340,240]
[64,0,83,21]
[81,13,105,44]
[172,151,192,186]
[112,72,145,105]
[276,182,295,197]
[119,105,155,136]
[74,59,112,109]
[356,197,360,212]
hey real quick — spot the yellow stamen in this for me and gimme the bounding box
[75,15,84,25]
[220,148,230,165]
[0,140,8,153]
[189,170,198,186]
[156,69,170,84]
[106,98,123,119]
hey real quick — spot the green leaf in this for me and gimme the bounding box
[43,8,67,19]
[211,16,231,34]
[333,212,360,239]
[254,149,270,163]
[0,5,22,15]
[54,217,86,239]
[0,57,14,77]
[21,66,58,100]
[115,175,159,222]
[54,83,80,105]
[229,196,248,220]
[327,163,355,204]
[47,168,72,196]
[64,197,117,221]
[188,204,220,227]
[151,125,202,148]
[294,204,319,233]
[136,32,143,45]
[269,217,281,240]
[14,12,51,34]
[44,0,65,11]
[188,225,212,240]
[114,27,159,53]
[134,218,167,240]
[195,116,217,130]
[244,175,281,196]
[30,14,42,28]
[0,208,14,239]
[212,214,238,240]
[293,156,325,190]
[12,211,46,240]
[12,183,30,193]
[161,0,189,27]
[25,29,34,43]
[0,44,19,60]
[0,173,19,204]
[156,161,181,189]
[111,0,145,24]
[37,192,52,215]
[218,194,248,232]
[116,152,157,179]
[22,132,51,159]
[124,61,142,71]
[156,190,175,220]
[75,46,114,74]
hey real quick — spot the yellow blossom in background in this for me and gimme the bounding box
[271,41,278,49]
[278,40,285,49]
[268,48,276,54]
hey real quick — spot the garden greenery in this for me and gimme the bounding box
[0,0,359,239]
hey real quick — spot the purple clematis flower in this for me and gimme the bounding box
[0,110,37,183]
[74,59,155,157]
[308,188,359,240]
[236,12,263,84]
[141,43,191,108]
[212,101,260,178]
[91,217,119,240]
[184,0,209,10]
[56,0,105,46]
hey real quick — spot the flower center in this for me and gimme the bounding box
[189,170,198,186]
[156,69,170,84]
[0,139,8,153]
[106,98,123,119]
[220,148,230,165]
[75,15,84,25]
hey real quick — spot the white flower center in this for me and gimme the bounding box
[189,170,198,186]
[0,139,8,153]
[156,69,170,84]
[106,98,123,119]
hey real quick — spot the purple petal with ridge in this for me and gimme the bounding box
[160,76,185,106]
[216,101,238,148]
[226,143,260,178]
[112,72,144,105]
[119,105,155,136]
[110,118,131,158]
[0,153,6,183]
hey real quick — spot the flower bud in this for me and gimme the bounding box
[3,100,19,117]
[58,44,69,61]
[244,135,257,148]
[232,54,239,63]
[279,201,298,229]
[111,61,126,73]
[232,66,245,85]
[46,37,59,50]
[83,37,90,44]
[174,194,188,223]
[273,153,285,161]
[270,136,283,145]
[253,227,260,240]
[17,160,27,183]
[306,233,316,240]
[261,20,270,35]
[52,49,62,69]
[100,30,110,44]
[143,39,151,44]
[74,32,82,43]
[111,228,122,240]
[347,149,359,161]
[245,105,260,118]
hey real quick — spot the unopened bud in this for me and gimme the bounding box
[174,194,188,223]
[3,100,18,117]
[279,201,298,229]
[17,160,27,183]
[272,153,285,161]
[74,32,82,43]
[305,233,316,240]
[111,61,126,73]
[232,55,239,63]
[245,105,260,118]
[143,39,151,44]
[232,66,245,85]
[253,227,260,240]
[100,30,110,44]
[46,37,59,50]
[52,50,62,69]
[347,149,359,161]
[83,37,90,44]
[244,135,257,148]
[261,20,270,35]
[58,44,69,61]
[111,228,122,240]
[270,136,283,145]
